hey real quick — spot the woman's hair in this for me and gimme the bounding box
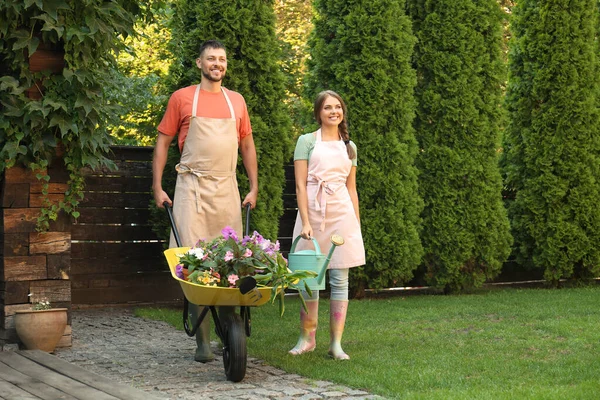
[313,90,356,159]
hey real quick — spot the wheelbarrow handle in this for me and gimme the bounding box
[165,202,251,247]
[164,201,183,248]
[244,202,251,237]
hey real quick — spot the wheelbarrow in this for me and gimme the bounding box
[163,202,271,382]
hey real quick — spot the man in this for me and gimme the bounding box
[153,40,258,362]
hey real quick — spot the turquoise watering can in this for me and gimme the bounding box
[288,234,345,291]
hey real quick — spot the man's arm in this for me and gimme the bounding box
[239,134,258,209]
[152,132,175,208]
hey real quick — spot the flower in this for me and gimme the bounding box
[28,294,52,310]
[175,226,317,312]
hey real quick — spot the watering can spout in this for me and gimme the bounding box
[316,234,345,284]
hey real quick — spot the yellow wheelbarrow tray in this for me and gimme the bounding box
[164,247,274,307]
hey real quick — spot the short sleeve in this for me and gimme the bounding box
[350,141,358,167]
[293,133,315,161]
[157,92,182,136]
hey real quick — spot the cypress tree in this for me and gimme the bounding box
[307,0,423,292]
[407,0,512,291]
[502,0,600,284]
[162,0,292,239]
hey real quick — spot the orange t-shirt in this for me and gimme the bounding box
[157,85,252,151]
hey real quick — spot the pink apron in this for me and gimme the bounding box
[169,85,242,248]
[292,129,365,269]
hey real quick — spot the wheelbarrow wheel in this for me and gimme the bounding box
[222,313,247,382]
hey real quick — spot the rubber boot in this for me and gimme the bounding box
[189,304,214,363]
[288,299,319,355]
[328,300,350,360]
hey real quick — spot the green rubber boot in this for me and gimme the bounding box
[189,304,214,363]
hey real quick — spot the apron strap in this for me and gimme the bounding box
[191,85,236,120]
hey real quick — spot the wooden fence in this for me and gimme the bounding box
[71,146,297,305]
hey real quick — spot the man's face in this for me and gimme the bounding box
[196,47,227,82]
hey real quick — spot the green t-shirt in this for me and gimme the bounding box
[293,132,358,167]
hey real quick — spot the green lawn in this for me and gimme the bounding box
[135,286,600,399]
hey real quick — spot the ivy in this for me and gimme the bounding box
[0,0,160,230]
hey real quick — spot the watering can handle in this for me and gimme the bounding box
[290,235,322,255]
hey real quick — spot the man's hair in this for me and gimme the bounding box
[199,40,226,57]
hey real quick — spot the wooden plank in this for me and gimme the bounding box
[0,376,41,399]
[19,350,158,400]
[83,176,152,192]
[71,257,166,275]
[71,242,164,259]
[72,280,183,305]
[2,183,30,208]
[108,145,154,161]
[0,351,118,400]
[1,232,30,256]
[29,232,70,255]
[29,182,68,194]
[73,207,153,225]
[2,208,39,233]
[78,192,152,208]
[0,281,30,304]
[47,254,70,279]
[3,167,46,184]
[0,369,73,400]
[82,160,152,178]
[29,281,71,303]
[71,225,159,241]
[3,256,47,281]
[29,193,65,208]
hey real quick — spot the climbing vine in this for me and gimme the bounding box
[0,0,159,230]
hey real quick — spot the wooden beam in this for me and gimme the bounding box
[29,232,70,255]
[3,256,47,281]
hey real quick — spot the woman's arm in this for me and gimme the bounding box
[346,166,360,223]
[294,159,313,239]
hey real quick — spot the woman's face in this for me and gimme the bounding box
[319,95,343,128]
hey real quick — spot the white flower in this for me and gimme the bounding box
[187,247,205,259]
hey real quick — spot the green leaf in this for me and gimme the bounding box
[11,30,31,51]
[40,0,71,21]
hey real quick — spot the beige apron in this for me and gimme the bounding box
[292,129,366,269]
[169,85,242,248]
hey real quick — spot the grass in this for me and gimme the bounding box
[134,286,600,399]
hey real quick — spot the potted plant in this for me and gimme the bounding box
[14,295,67,353]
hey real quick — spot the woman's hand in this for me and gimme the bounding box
[301,223,314,240]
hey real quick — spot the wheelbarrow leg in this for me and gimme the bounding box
[189,304,214,363]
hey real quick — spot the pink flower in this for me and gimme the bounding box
[224,251,234,262]
[243,248,252,258]
[228,274,239,287]
[221,226,239,241]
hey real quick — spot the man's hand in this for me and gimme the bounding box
[154,189,172,208]
[242,190,258,209]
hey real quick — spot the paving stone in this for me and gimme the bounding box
[53,307,387,399]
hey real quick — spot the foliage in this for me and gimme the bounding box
[407,0,512,291]
[306,0,423,293]
[0,0,156,230]
[501,0,600,285]
[154,0,293,241]
[173,225,316,315]
[274,0,314,138]
[107,7,174,146]
[29,294,51,311]
[138,286,600,399]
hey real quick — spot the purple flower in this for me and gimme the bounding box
[221,226,239,241]
[224,251,234,262]
[175,264,184,279]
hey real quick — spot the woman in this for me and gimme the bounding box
[289,90,365,360]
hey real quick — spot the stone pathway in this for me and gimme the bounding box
[54,307,385,400]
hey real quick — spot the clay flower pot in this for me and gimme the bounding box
[14,308,68,352]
